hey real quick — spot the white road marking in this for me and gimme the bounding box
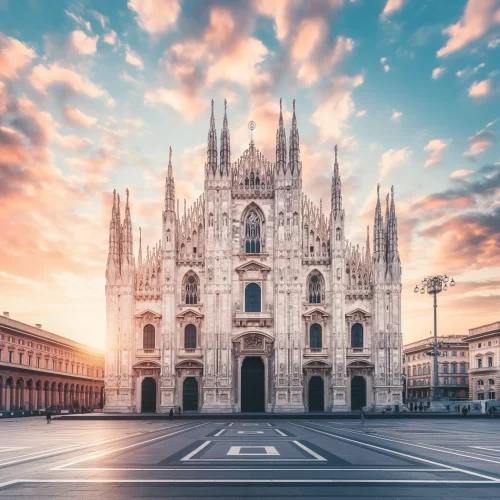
[266,423,272,427]
[323,423,500,466]
[227,446,279,456]
[228,423,234,427]
[293,441,327,461]
[292,422,500,483]
[214,429,226,437]
[274,429,286,437]
[0,479,496,485]
[56,467,457,472]
[237,431,264,434]
[0,423,185,468]
[180,441,211,461]
[54,423,207,470]
[470,446,500,452]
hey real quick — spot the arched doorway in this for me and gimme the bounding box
[241,357,265,412]
[141,377,156,412]
[308,376,324,412]
[183,377,198,411]
[351,376,366,410]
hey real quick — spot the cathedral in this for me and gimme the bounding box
[104,99,403,413]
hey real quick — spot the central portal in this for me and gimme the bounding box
[241,356,265,412]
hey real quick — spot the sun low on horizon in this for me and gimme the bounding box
[0,0,499,349]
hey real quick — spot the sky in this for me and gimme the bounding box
[0,0,499,349]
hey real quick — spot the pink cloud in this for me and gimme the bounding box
[451,169,474,178]
[30,63,106,99]
[379,147,411,179]
[103,30,118,45]
[432,67,445,79]
[57,134,92,151]
[0,81,7,114]
[310,74,364,147]
[144,87,205,122]
[437,0,500,57]
[468,79,492,97]
[128,0,180,34]
[424,139,449,167]
[464,127,495,158]
[0,33,36,79]
[64,106,98,128]
[70,30,99,55]
[125,45,144,69]
[380,0,405,19]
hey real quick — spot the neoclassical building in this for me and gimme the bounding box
[104,100,403,413]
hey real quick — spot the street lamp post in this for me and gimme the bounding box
[414,275,456,411]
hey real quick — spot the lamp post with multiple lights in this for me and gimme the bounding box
[414,275,456,410]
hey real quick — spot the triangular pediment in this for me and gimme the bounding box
[135,309,162,319]
[176,308,204,319]
[235,260,271,273]
[345,308,371,318]
[302,307,330,319]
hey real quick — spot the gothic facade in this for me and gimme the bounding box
[104,99,403,413]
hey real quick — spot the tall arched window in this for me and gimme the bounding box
[351,323,363,348]
[310,323,322,348]
[143,324,155,349]
[245,210,262,253]
[185,275,198,304]
[185,324,197,349]
[308,272,323,303]
[245,283,261,312]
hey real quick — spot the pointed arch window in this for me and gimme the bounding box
[245,210,262,253]
[185,324,197,349]
[308,272,323,304]
[183,272,199,305]
[351,323,363,348]
[310,323,322,349]
[143,324,155,350]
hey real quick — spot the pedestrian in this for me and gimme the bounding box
[169,408,174,417]
[178,406,182,415]
[46,407,52,424]
[489,407,495,418]
[462,406,468,417]
[361,408,365,428]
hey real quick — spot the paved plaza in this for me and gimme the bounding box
[0,417,499,498]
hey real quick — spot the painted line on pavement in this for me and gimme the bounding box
[0,478,496,487]
[322,423,500,466]
[181,440,212,461]
[57,467,457,472]
[53,422,207,470]
[292,441,327,461]
[291,422,500,483]
[0,423,188,468]
[214,429,226,437]
[274,429,286,436]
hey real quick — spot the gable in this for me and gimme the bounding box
[234,260,271,273]
[176,308,204,320]
[135,309,162,319]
